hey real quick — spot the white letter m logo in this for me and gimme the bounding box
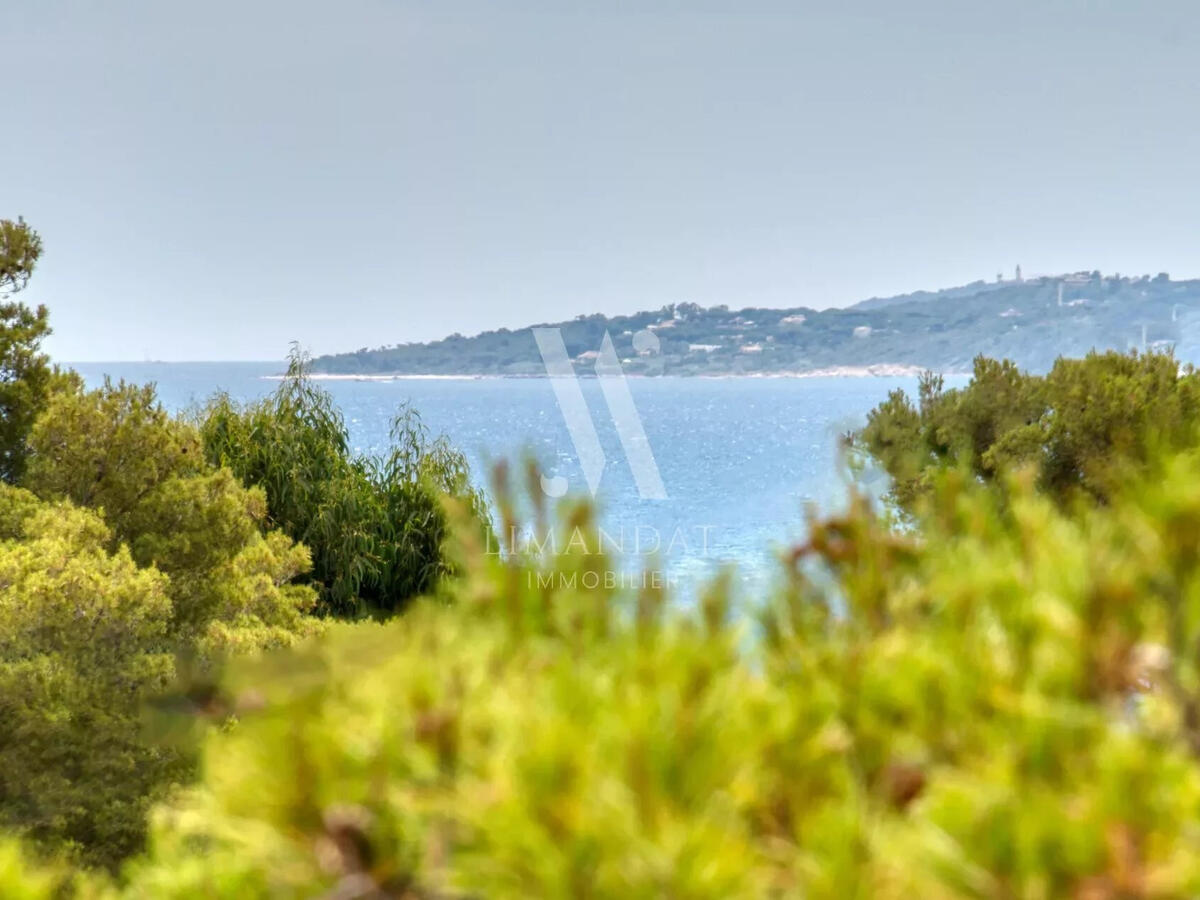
[533,328,667,500]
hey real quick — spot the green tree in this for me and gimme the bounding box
[23,379,318,656]
[0,218,42,297]
[0,377,321,870]
[859,351,1200,510]
[0,485,180,868]
[198,351,485,618]
[0,218,58,483]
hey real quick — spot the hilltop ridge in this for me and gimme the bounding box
[312,272,1200,376]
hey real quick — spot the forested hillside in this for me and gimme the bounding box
[312,272,1200,376]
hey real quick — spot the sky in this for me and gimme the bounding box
[6,0,1200,361]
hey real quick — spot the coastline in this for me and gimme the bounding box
[277,363,951,382]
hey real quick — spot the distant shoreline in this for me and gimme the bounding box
[309,275,1198,379]
[281,364,949,382]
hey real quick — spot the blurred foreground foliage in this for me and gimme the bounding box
[36,445,1200,898]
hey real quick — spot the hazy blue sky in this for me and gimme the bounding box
[7,1,1200,360]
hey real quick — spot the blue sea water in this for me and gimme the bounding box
[71,362,949,594]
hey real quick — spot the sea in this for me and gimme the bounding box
[72,362,956,597]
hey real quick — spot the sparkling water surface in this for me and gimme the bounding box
[71,362,956,594]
